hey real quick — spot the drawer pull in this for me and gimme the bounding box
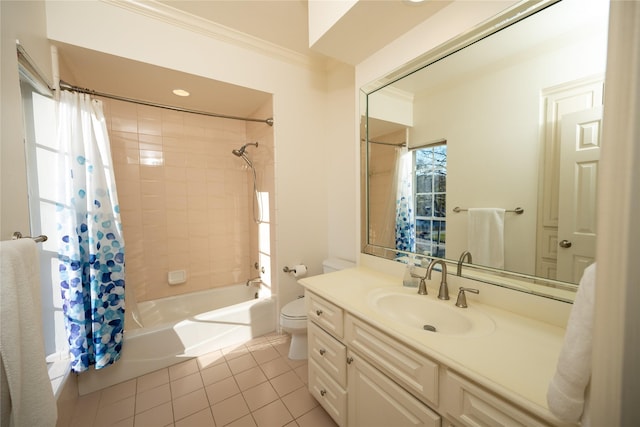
[320,389,327,397]
[316,309,323,316]
[346,356,354,364]
[319,348,326,356]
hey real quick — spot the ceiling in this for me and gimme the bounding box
[52,0,451,118]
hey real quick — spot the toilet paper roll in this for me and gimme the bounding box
[292,264,307,277]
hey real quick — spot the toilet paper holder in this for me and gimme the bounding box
[283,265,303,273]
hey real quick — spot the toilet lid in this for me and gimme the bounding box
[282,297,307,319]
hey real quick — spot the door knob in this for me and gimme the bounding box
[559,240,572,248]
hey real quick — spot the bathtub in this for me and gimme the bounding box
[77,284,276,395]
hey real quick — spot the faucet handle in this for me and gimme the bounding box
[455,287,479,308]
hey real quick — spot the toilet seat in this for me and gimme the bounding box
[281,297,307,320]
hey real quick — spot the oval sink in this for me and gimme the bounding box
[367,288,495,337]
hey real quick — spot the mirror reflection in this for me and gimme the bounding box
[363,0,609,292]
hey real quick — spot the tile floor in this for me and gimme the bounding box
[69,333,338,427]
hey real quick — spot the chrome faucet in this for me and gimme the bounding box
[426,260,449,300]
[456,251,472,276]
[455,287,480,308]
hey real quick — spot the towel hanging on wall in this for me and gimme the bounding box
[0,239,57,426]
[467,208,505,269]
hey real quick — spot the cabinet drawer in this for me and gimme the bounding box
[309,359,347,427]
[308,321,347,387]
[345,314,439,407]
[442,370,551,427]
[348,351,441,427]
[307,292,344,338]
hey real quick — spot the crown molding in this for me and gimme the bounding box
[101,0,317,68]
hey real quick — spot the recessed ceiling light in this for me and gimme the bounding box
[404,0,426,3]
[172,89,190,97]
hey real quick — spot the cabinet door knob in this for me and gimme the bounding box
[320,389,326,397]
[346,356,354,364]
[319,348,326,356]
[316,309,323,316]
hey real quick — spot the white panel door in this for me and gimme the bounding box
[557,106,602,282]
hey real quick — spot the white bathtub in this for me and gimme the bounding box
[77,285,276,395]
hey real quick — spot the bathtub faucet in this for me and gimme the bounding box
[246,277,262,287]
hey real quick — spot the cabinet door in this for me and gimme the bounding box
[348,352,441,427]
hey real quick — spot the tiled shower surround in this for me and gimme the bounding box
[101,97,274,303]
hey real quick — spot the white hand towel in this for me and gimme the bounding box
[467,208,505,269]
[547,263,596,426]
[0,239,57,427]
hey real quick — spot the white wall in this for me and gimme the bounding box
[43,0,345,311]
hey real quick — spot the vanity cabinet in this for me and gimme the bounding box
[347,350,441,427]
[306,291,558,427]
[307,293,348,426]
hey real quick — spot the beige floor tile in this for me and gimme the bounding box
[174,407,214,427]
[200,361,233,386]
[228,353,258,375]
[281,387,318,419]
[100,379,137,407]
[205,375,241,405]
[94,395,136,427]
[222,344,250,360]
[270,371,304,397]
[251,346,281,365]
[196,349,225,369]
[225,414,257,427]
[172,388,209,421]
[293,364,308,385]
[168,359,199,381]
[273,342,291,357]
[234,366,268,391]
[295,406,337,427]
[134,401,173,427]
[260,356,293,380]
[138,369,170,394]
[136,383,171,414]
[211,393,250,427]
[283,421,299,427]
[111,417,135,427]
[251,399,293,427]
[242,381,279,411]
[170,371,203,398]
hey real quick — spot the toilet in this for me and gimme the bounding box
[280,258,356,360]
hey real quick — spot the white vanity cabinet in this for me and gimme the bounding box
[307,293,348,426]
[306,290,561,427]
[347,350,441,427]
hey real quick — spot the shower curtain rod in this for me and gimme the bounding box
[58,81,274,126]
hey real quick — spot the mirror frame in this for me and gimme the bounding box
[360,0,582,303]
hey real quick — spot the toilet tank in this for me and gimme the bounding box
[322,258,356,274]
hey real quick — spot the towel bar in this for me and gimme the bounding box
[12,231,48,243]
[453,207,524,214]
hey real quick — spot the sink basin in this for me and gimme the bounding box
[367,288,495,337]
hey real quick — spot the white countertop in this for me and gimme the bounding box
[299,266,574,426]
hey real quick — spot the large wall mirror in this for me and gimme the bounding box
[361,0,609,301]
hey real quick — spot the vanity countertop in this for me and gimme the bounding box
[299,266,573,426]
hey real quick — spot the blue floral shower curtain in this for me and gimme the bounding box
[396,147,415,252]
[56,91,125,372]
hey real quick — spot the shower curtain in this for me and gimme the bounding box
[395,147,415,252]
[56,91,125,372]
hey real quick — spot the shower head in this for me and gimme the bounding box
[232,142,259,157]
